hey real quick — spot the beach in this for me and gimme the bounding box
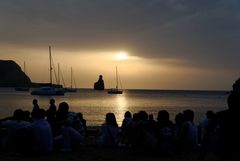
[0,147,199,161]
[0,125,223,161]
[0,126,205,161]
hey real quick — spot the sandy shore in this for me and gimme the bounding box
[0,126,218,161]
[0,147,200,161]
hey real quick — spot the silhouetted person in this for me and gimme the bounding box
[96,112,120,147]
[149,114,154,121]
[77,112,87,135]
[54,102,85,151]
[0,109,31,151]
[174,112,184,152]
[198,110,214,144]
[123,113,141,148]
[48,99,57,112]
[179,109,198,153]
[56,102,69,124]
[31,108,53,153]
[46,99,57,135]
[147,114,156,135]
[156,110,175,155]
[204,79,240,161]
[94,75,105,90]
[31,99,40,119]
[23,110,32,122]
[126,111,157,151]
[121,111,132,132]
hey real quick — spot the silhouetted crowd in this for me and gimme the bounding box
[0,78,240,161]
[0,99,86,154]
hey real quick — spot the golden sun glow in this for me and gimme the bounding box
[115,52,128,60]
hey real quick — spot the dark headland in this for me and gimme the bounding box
[0,60,62,88]
[0,60,31,87]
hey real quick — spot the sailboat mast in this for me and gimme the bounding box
[71,67,73,88]
[57,64,60,85]
[24,61,26,73]
[116,66,118,89]
[49,46,53,85]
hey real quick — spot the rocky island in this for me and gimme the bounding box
[94,75,105,90]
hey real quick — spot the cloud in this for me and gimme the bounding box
[1,0,240,70]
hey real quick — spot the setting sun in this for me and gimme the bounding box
[115,52,128,60]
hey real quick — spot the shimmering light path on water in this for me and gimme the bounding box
[0,88,228,126]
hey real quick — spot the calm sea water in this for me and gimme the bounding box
[0,88,228,126]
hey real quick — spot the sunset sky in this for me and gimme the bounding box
[0,0,240,90]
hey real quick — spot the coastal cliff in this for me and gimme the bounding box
[0,60,32,87]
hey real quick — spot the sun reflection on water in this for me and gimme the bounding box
[116,95,127,109]
[114,95,129,125]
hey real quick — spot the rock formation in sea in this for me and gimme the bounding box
[0,60,32,87]
[94,75,105,90]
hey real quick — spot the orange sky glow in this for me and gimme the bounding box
[0,45,237,90]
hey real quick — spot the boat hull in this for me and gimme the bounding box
[107,89,123,94]
[31,87,65,96]
[14,87,30,91]
[64,88,77,92]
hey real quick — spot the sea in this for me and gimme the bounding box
[0,88,229,126]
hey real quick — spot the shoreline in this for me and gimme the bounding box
[0,87,229,92]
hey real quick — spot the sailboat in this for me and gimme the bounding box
[108,66,123,94]
[15,61,30,91]
[64,67,77,92]
[30,46,65,96]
